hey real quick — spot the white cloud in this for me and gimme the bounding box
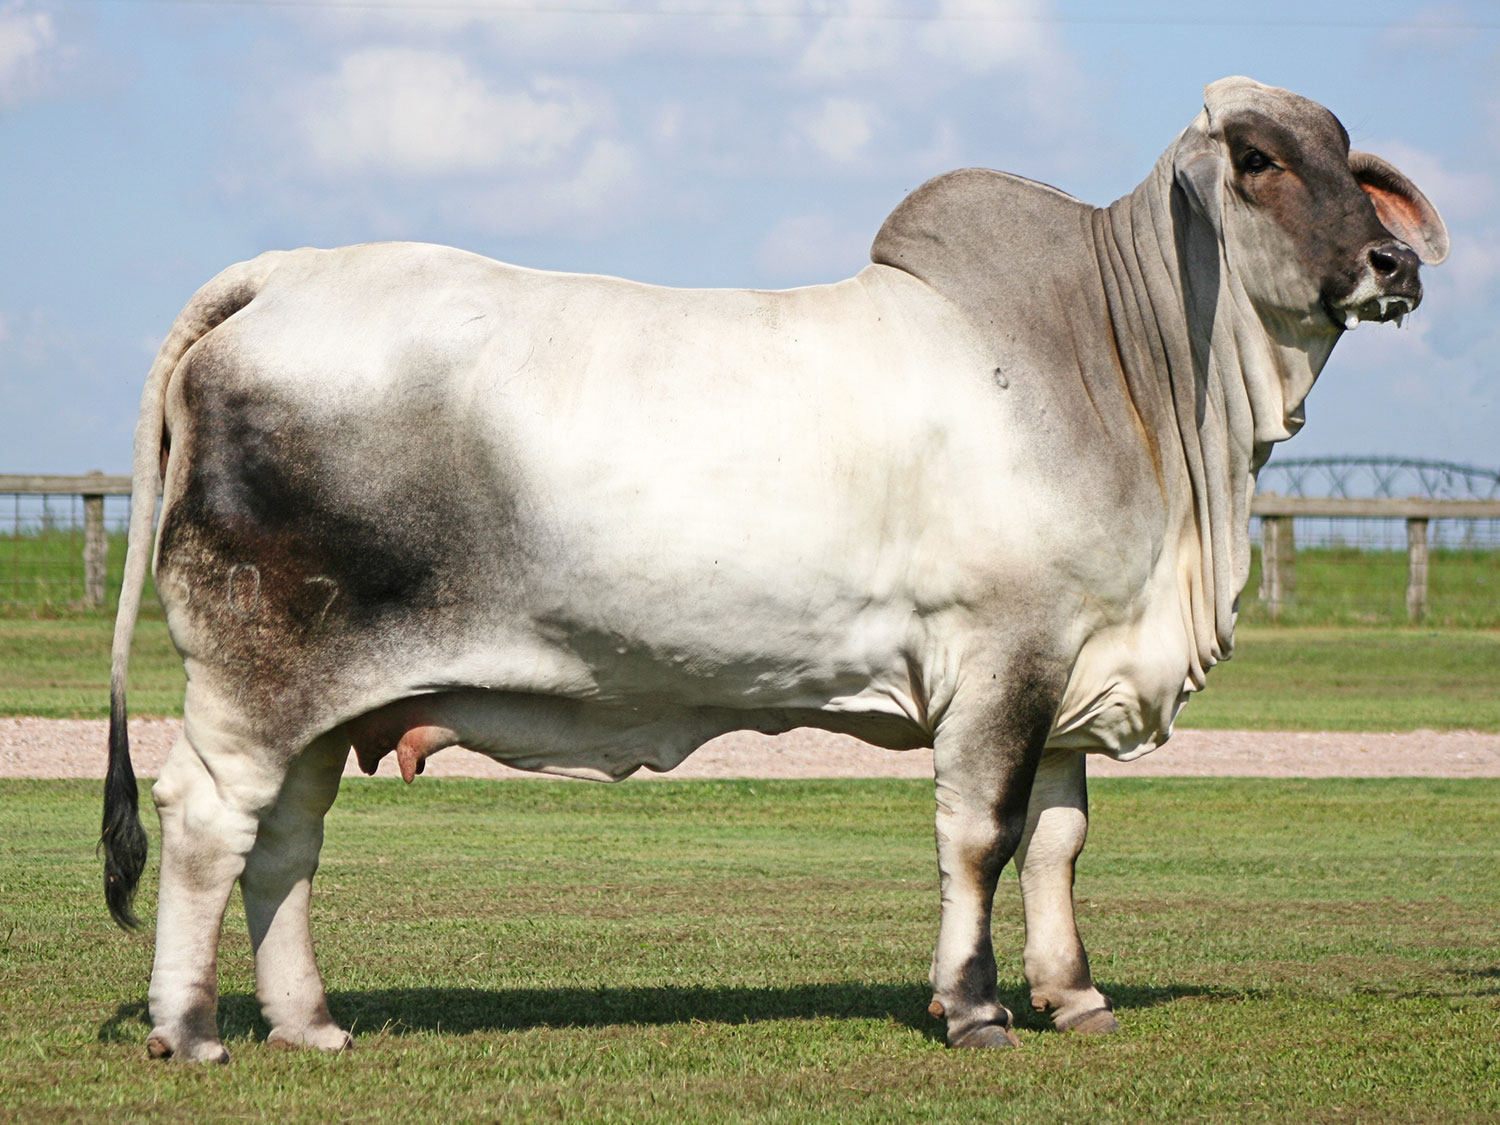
[653,101,686,148]
[299,0,804,65]
[290,48,606,179]
[300,135,647,242]
[796,0,903,81]
[918,0,1055,73]
[795,0,1063,83]
[297,0,1065,80]
[908,117,962,171]
[228,0,1102,259]
[0,3,55,108]
[0,305,89,373]
[469,135,644,236]
[231,44,648,242]
[794,96,880,163]
[1375,3,1476,54]
[777,0,1101,186]
[755,212,870,283]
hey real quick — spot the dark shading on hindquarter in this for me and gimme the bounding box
[155,347,524,735]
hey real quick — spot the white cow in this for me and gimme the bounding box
[103,77,1447,1059]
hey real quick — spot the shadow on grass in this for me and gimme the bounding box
[1449,965,1500,982]
[100,981,1236,1045]
[1006,982,1257,1031]
[1352,965,1500,1001]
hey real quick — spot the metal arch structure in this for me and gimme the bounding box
[1256,456,1500,501]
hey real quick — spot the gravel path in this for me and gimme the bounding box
[4,718,1500,780]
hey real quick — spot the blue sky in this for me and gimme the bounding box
[1,0,1495,473]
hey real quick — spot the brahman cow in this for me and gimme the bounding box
[102,77,1447,1059]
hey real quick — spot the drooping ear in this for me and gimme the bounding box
[1349,151,1450,265]
[1173,112,1226,231]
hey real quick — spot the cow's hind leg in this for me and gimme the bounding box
[241,732,352,1051]
[1014,749,1117,1033]
[148,730,281,1062]
[929,654,1064,1048]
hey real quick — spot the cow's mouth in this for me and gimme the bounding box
[1325,293,1416,332]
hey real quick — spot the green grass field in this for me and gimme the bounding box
[1,778,1497,1121]
[1180,627,1500,731]
[0,526,142,616]
[1239,545,1500,628]
[3,615,1497,731]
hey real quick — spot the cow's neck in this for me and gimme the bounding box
[1090,155,1334,672]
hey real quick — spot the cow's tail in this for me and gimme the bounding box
[102,255,282,930]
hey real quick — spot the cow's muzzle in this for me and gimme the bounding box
[1328,242,1423,330]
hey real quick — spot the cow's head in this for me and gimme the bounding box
[1173,76,1447,337]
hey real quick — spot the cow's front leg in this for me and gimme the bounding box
[1014,749,1117,1033]
[929,658,1063,1048]
[148,733,274,1063]
[241,732,352,1052]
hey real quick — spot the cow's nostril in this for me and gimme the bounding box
[1369,243,1419,281]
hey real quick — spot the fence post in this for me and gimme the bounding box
[1406,517,1429,623]
[1259,515,1295,621]
[83,473,106,608]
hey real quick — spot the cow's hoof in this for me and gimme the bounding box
[146,1032,229,1064]
[949,1023,1022,1049]
[1058,1007,1121,1035]
[1062,1008,1122,1038]
[267,1024,354,1052]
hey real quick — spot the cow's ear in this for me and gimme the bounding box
[1173,116,1226,230]
[1350,151,1449,266]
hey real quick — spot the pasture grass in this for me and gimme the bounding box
[0,527,147,616]
[1,777,1497,1121]
[1178,626,1500,732]
[3,617,1498,732]
[0,615,184,719]
[1240,545,1500,628]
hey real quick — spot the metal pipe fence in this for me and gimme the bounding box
[2,473,1498,624]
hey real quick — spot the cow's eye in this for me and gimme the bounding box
[1240,148,1274,175]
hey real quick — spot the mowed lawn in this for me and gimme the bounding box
[1178,627,1500,732]
[2,615,1498,731]
[0,778,1497,1121]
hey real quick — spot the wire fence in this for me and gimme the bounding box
[0,476,144,616]
[1241,515,1500,627]
[1242,458,1500,627]
[2,464,1498,625]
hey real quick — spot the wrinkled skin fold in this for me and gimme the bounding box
[99,77,1446,1059]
